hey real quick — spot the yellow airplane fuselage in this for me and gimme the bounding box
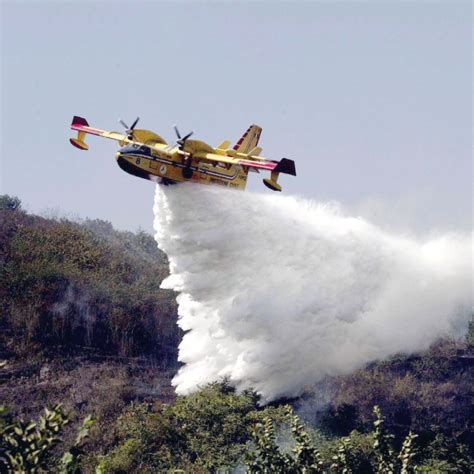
[116,141,249,190]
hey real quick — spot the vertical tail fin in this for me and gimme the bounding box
[233,124,262,153]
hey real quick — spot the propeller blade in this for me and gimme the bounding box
[130,116,140,130]
[119,119,129,130]
[174,125,193,149]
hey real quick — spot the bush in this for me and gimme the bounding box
[246,405,420,474]
[97,381,287,472]
[0,363,94,473]
[326,341,473,437]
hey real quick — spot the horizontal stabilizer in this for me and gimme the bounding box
[248,146,262,157]
[217,140,231,150]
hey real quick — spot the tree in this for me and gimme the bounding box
[466,317,474,348]
[0,195,21,211]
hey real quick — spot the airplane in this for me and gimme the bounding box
[69,116,296,191]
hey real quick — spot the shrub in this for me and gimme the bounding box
[0,361,94,473]
[246,405,420,473]
[97,381,287,473]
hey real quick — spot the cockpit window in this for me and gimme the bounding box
[119,144,150,156]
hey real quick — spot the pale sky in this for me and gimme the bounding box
[1,1,471,233]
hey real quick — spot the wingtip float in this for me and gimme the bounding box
[69,116,296,192]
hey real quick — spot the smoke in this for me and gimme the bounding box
[153,184,472,403]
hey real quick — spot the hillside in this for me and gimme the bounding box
[0,195,179,362]
[1,194,472,472]
[0,196,180,445]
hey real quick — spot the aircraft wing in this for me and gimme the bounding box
[70,116,167,151]
[70,116,132,150]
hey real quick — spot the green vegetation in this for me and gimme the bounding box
[96,382,286,472]
[1,195,472,472]
[246,405,419,473]
[1,363,94,473]
[3,380,473,472]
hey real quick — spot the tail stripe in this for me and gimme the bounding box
[233,124,262,153]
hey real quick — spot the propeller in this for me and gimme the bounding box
[119,116,140,139]
[174,125,194,179]
[173,125,193,150]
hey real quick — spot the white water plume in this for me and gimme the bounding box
[153,184,472,403]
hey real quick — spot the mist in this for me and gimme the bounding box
[153,184,472,403]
